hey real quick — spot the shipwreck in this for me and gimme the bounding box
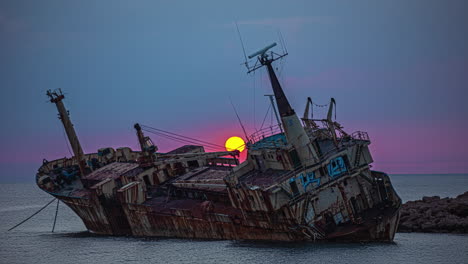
[37,43,401,241]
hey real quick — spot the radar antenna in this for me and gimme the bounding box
[244,41,320,165]
[245,42,288,74]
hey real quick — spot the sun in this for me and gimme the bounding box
[225,136,246,152]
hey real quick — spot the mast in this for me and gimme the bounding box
[303,97,312,121]
[135,123,147,153]
[264,62,295,117]
[247,44,320,166]
[302,97,318,129]
[326,98,338,144]
[46,89,87,178]
[264,94,283,133]
[134,123,157,166]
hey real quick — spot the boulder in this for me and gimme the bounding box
[398,191,468,233]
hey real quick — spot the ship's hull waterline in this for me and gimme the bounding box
[51,180,401,242]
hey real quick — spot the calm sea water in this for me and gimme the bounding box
[0,174,467,264]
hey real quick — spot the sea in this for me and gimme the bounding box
[1,174,467,264]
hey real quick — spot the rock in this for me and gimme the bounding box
[448,203,468,217]
[422,196,440,203]
[398,191,468,234]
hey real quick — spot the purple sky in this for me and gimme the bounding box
[0,0,467,181]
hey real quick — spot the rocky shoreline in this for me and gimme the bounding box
[398,191,468,233]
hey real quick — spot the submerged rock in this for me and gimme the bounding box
[398,191,468,233]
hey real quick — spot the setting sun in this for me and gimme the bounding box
[225,136,246,152]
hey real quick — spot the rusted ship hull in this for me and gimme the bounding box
[43,159,400,242]
[51,190,400,242]
[38,44,402,242]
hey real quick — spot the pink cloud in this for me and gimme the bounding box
[366,120,468,174]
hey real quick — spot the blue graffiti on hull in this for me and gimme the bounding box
[327,156,347,178]
[298,172,321,191]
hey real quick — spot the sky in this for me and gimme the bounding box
[0,0,467,182]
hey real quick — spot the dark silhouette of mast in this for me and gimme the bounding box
[247,43,319,165]
[46,89,87,178]
[264,61,294,117]
[134,123,157,167]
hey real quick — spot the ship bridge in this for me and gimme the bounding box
[249,124,288,151]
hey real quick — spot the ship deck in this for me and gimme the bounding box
[238,168,290,189]
[166,166,231,192]
[85,162,144,181]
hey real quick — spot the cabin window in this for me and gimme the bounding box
[350,197,360,215]
[187,160,199,168]
[174,162,185,176]
[333,212,344,225]
[289,178,300,196]
[143,175,150,184]
[152,172,159,185]
[143,175,151,190]
[289,150,302,168]
[319,167,325,177]
[254,155,265,171]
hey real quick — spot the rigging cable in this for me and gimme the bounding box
[313,102,329,107]
[140,127,226,152]
[141,129,225,152]
[51,199,60,232]
[253,70,256,131]
[259,104,272,131]
[270,101,274,127]
[62,129,73,157]
[235,21,248,68]
[8,198,57,231]
[229,97,250,142]
[140,125,224,149]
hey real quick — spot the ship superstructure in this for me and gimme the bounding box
[36,45,401,241]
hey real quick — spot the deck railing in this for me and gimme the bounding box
[350,131,370,141]
[249,124,283,143]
